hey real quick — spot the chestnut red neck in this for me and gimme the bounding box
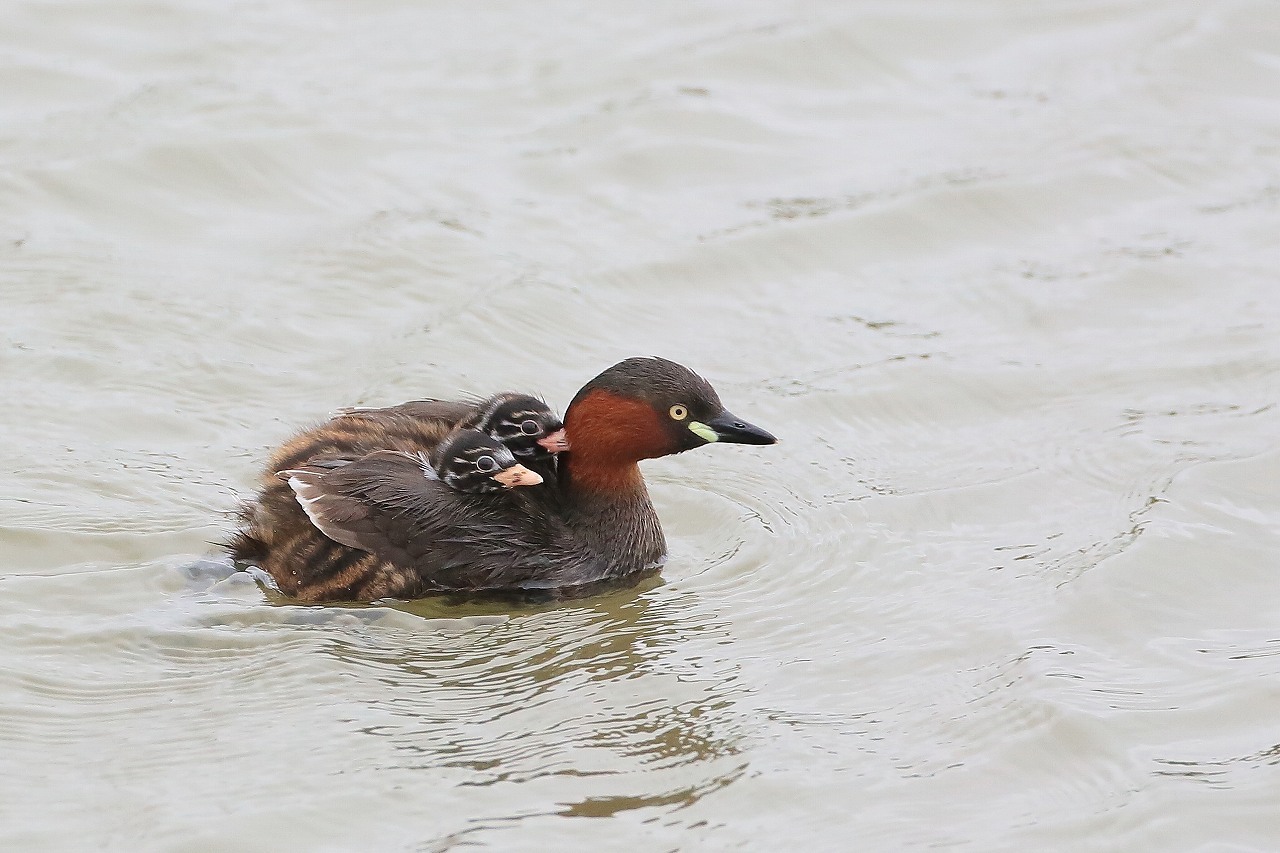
[561,389,669,494]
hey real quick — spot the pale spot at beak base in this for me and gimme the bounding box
[688,421,719,443]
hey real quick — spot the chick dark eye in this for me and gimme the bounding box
[475,455,498,473]
[520,420,540,435]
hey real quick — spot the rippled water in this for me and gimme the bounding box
[4,1,1280,849]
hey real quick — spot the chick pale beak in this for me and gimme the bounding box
[704,410,777,445]
[536,428,570,453]
[493,464,543,488]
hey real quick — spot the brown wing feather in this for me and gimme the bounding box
[335,399,479,426]
[281,468,377,551]
[277,450,579,591]
[279,451,430,553]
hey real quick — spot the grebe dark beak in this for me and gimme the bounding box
[701,410,777,445]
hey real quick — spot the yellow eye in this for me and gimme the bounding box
[669,404,688,421]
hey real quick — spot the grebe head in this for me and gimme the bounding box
[434,429,543,494]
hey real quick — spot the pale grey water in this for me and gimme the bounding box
[3,1,1279,850]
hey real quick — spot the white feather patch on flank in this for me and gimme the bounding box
[281,472,333,539]
[281,471,365,550]
[282,473,325,525]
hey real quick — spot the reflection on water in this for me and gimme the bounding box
[174,561,750,837]
[4,0,1280,850]
[331,585,746,796]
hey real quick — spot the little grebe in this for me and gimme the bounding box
[279,429,542,558]
[420,428,546,493]
[230,357,776,601]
